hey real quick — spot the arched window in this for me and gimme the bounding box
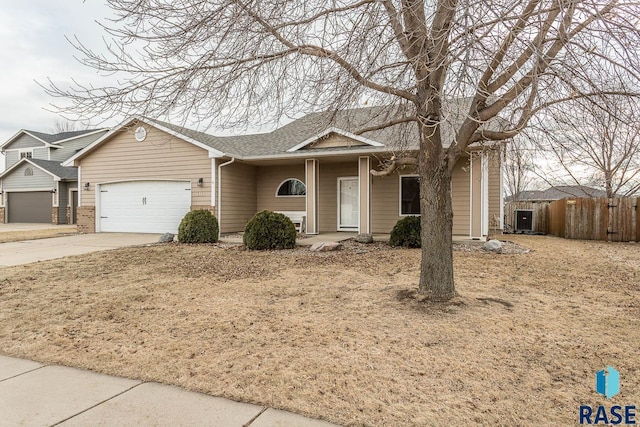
[276,178,306,197]
[24,167,33,177]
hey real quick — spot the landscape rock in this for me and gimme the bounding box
[355,233,374,244]
[159,233,175,243]
[482,239,503,252]
[310,242,343,252]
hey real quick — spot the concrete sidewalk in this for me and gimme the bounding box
[0,355,339,427]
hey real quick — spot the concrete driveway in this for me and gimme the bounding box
[0,233,161,267]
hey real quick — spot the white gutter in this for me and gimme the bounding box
[217,157,236,238]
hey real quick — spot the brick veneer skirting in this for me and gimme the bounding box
[0,207,4,224]
[77,206,95,233]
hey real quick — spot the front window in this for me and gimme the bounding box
[276,178,306,197]
[20,151,33,159]
[400,176,420,215]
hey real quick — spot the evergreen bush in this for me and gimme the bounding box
[389,215,421,248]
[178,209,219,243]
[243,210,296,250]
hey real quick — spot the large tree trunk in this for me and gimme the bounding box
[416,114,456,301]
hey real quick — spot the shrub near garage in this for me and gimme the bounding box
[178,209,219,243]
[243,210,296,250]
[389,215,421,248]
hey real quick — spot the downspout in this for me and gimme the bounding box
[217,157,235,238]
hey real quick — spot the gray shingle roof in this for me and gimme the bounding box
[147,107,442,158]
[25,129,103,144]
[146,103,507,159]
[28,159,78,180]
[509,185,609,201]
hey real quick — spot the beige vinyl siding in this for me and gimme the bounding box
[487,150,502,231]
[370,169,412,233]
[219,161,257,232]
[256,164,305,212]
[3,134,46,150]
[78,126,212,208]
[50,131,108,163]
[369,158,472,235]
[307,133,367,149]
[318,162,358,232]
[451,156,471,235]
[2,163,54,190]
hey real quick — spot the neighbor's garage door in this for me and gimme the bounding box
[8,192,51,223]
[99,181,191,233]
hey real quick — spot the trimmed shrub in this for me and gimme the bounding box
[178,209,219,243]
[389,216,421,248]
[243,210,296,250]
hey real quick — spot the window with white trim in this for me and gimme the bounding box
[20,151,33,159]
[276,178,306,197]
[400,176,420,215]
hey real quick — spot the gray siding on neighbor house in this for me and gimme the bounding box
[3,134,46,150]
[50,132,107,163]
[5,151,19,168]
[34,147,49,159]
[57,182,70,223]
[2,163,55,190]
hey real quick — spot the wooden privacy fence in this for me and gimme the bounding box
[504,201,550,233]
[547,197,639,242]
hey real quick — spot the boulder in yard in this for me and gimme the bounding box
[482,239,503,252]
[159,233,175,243]
[355,233,374,244]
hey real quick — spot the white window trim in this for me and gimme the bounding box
[337,176,359,231]
[399,174,421,216]
[275,178,306,197]
[19,149,34,159]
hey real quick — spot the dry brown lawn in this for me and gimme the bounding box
[0,228,77,243]
[0,235,638,426]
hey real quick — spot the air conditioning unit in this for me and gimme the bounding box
[514,210,534,232]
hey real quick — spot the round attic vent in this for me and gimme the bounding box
[134,126,147,142]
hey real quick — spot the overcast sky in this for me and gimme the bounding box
[0,1,115,149]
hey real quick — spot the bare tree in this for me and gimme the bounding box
[503,135,538,201]
[52,119,79,134]
[45,0,640,301]
[540,95,640,197]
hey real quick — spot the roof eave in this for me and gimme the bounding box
[0,158,62,181]
[286,127,385,153]
[64,117,225,166]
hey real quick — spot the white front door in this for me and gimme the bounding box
[338,177,359,230]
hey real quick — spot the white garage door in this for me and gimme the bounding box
[99,181,191,233]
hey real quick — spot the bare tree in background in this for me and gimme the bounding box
[540,95,640,197]
[52,119,79,134]
[45,0,640,301]
[503,136,538,201]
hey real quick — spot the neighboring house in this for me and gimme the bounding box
[506,185,609,202]
[0,129,109,224]
[63,107,505,237]
[504,185,609,233]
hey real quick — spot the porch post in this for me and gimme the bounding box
[358,156,371,234]
[305,159,319,234]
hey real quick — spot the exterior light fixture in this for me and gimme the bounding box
[197,178,204,187]
[84,182,90,191]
